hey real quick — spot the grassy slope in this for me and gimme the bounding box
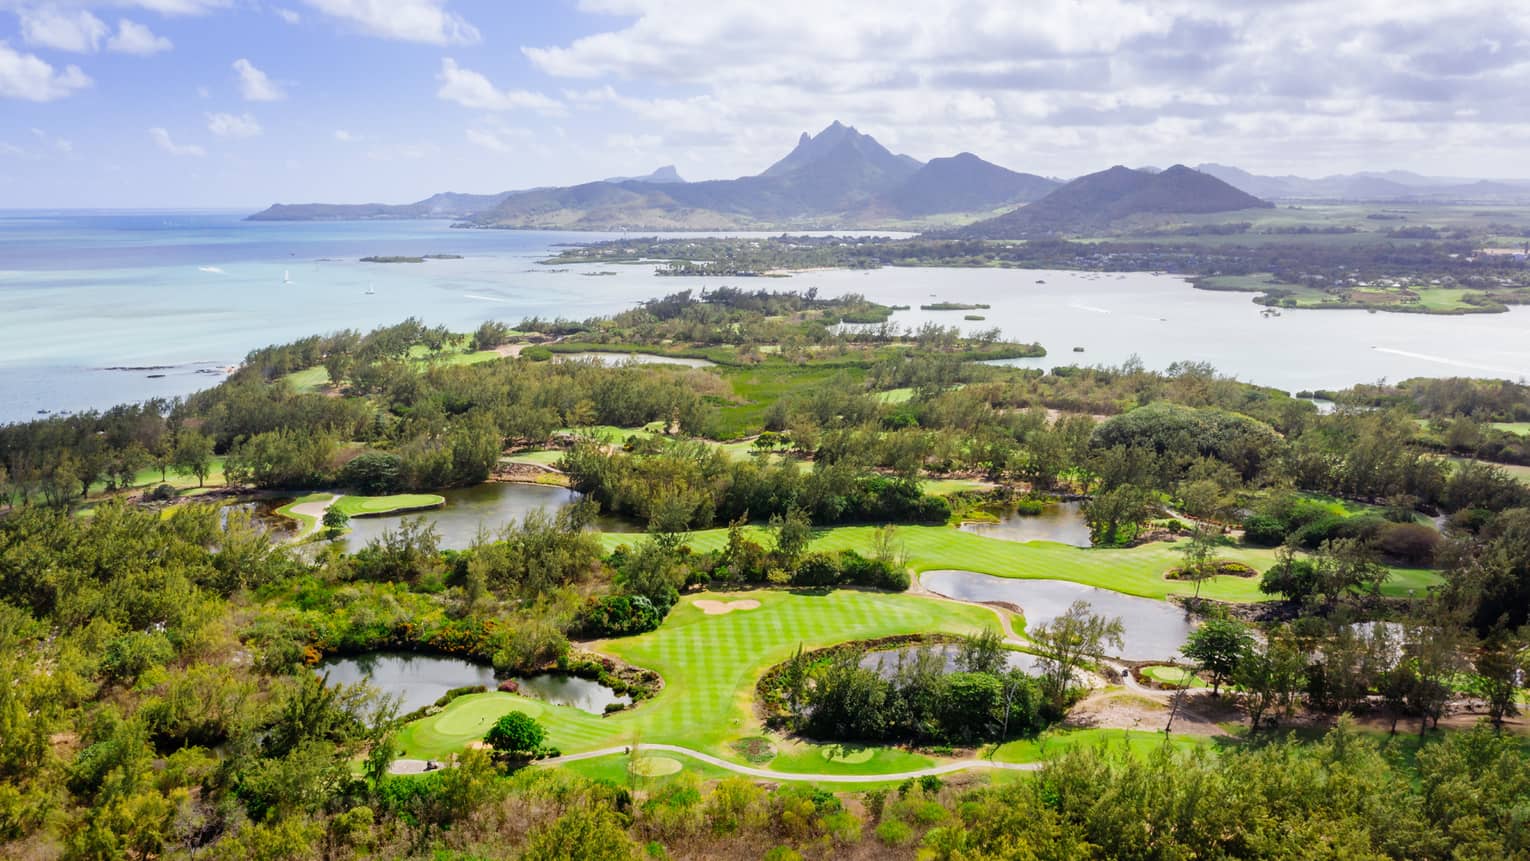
[88,456,228,496]
[396,589,998,770]
[598,526,1442,602]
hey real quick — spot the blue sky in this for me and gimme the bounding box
[2,0,1528,208]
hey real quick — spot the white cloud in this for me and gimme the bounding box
[149,126,205,157]
[206,111,261,138]
[0,41,91,101]
[0,141,23,156]
[274,7,300,23]
[233,58,284,101]
[301,0,478,44]
[466,124,530,153]
[333,128,355,141]
[19,7,109,53]
[107,19,173,54]
[436,59,563,115]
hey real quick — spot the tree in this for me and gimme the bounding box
[1233,625,1306,731]
[1029,601,1125,708]
[770,506,812,568]
[1260,542,1321,603]
[1083,484,1156,546]
[956,627,1006,675]
[1176,523,1221,600]
[484,711,545,759]
[322,508,349,539]
[171,431,215,488]
[1470,632,1525,728]
[1314,538,1389,604]
[1181,617,1253,696]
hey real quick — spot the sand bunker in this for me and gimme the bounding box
[694,599,761,616]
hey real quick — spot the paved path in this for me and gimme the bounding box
[288,493,340,539]
[391,744,1040,781]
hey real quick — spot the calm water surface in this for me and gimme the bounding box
[959,501,1092,547]
[921,569,1195,660]
[340,482,636,551]
[6,212,1530,421]
[317,651,629,715]
[860,644,1043,677]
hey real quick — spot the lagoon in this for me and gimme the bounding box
[341,482,636,551]
[7,212,1530,422]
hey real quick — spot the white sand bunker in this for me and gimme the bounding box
[694,599,761,616]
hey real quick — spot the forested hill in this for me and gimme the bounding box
[954,164,1272,238]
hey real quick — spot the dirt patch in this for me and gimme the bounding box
[1066,689,1236,737]
[694,599,761,615]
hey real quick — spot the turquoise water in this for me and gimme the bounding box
[5,211,1530,423]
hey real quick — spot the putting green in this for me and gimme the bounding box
[822,745,874,764]
[631,756,683,777]
[396,589,997,771]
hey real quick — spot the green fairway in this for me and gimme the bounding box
[502,449,566,467]
[395,589,999,771]
[598,525,1442,602]
[1490,422,1530,436]
[990,727,1222,764]
[333,493,445,517]
[88,456,228,496]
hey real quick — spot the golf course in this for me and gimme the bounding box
[396,588,1001,776]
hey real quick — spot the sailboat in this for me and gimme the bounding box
[364,282,376,295]
[283,270,292,285]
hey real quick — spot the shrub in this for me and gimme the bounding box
[522,346,553,362]
[146,483,178,502]
[1242,514,1286,546]
[574,595,663,638]
[337,451,404,495]
[483,711,545,758]
[1375,521,1441,565]
[790,552,842,587]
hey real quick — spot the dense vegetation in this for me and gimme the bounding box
[3,287,1530,858]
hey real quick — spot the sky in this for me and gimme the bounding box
[2,0,1528,208]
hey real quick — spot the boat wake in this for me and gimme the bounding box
[1370,347,1528,377]
[463,293,509,303]
[197,266,225,274]
[1068,303,1111,314]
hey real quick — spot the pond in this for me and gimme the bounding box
[219,498,295,538]
[920,570,1196,661]
[341,482,638,551]
[317,652,498,714]
[556,351,714,368]
[959,500,1092,547]
[859,643,1044,677]
[317,652,631,715]
[505,673,631,713]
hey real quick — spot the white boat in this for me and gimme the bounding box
[283,270,292,285]
[364,283,375,295]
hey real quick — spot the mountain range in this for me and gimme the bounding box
[1195,164,1530,203]
[954,164,1272,239]
[248,122,1059,229]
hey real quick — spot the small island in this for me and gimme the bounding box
[360,254,465,263]
[921,302,992,311]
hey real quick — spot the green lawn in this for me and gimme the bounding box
[396,589,999,772]
[876,387,916,404]
[88,456,228,496]
[922,478,996,497]
[1490,422,1530,437]
[599,525,1442,602]
[990,727,1221,764]
[502,450,567,467]
[333,493,445,517]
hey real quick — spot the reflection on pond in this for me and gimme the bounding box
[506,673,631,714]
[556,351,714,368]
[921,570,1195,661]
[220,499,295,537]
[317,652,497,714]
[859,644,1043,677]
[317,652,631,715]
[959,500,1092,547]
[342,482,637,551]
